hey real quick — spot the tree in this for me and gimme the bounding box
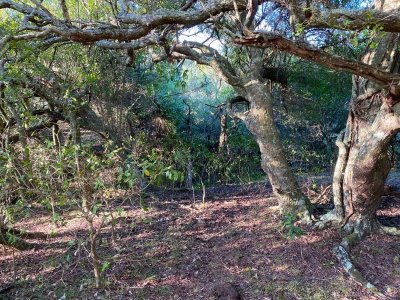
[235,0,400,291]
[168,41,311,216]
[326,3,400,277]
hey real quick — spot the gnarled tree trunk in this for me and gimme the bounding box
[323,1,400,291]
[231,78,311,217]
[340,106,398,237]
[331,27,400,238]
[173,43,311,217]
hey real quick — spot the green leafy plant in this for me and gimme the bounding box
[282,213,304,239]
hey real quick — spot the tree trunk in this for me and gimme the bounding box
[316,3,400,290]
[234,80,311,216]
[173,42,310,217]
[337,104,399,237]
[342,113,400,237]
[331,2,400,237]
[331,130,348,220]
[52,123,61,148]
[185,159,193,189]
[183,100,193,189]
[218,112,228,154]
[69,110,81,145]
[331,100,400,292]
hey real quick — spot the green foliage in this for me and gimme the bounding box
[294,24,305,37]
[0,139,120,226]
[282,213,304,239]
[283,60,352,171]
[0,0,384,294]
[101,261,111,273]
[189,130,263,184]
[141,149,185,185]
[117,162,140,189]
[117,150,185,189]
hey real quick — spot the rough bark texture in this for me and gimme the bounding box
[331,130,348,220]
[231,79,310,216]
[218,113,228,154]
[335,22,400,237]
[69,110,81,145]
[316,2,400,292]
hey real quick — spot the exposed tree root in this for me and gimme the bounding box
[298,207,315,225]
[315,184,332,203]
[314,210,342,230]
[379,223,400,236]
[334,245,379,291]
[289,195,316,225]
[334,232,386,299]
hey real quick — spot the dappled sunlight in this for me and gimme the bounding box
[1,1,400,299]
[1,183,399,299]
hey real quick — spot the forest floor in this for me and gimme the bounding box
[1,174,400,300]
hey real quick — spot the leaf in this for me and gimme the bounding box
[92,203,101,215]
[101,261,110,273]
[117,207,123,217]
[94,178,105,190]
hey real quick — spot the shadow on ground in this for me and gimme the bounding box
[1,179,399,299]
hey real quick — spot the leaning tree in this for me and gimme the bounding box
[1,0,400,292]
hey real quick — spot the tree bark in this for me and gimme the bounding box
[339,104,399,236]
[183,100,193,189]
[218,112,228,154]
[331,2,400,237]
[52,123,61,148]
[232,80,311,216]
[331,130,348,220]
[69,110,81,145]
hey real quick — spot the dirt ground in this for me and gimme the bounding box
[0,176,399,300]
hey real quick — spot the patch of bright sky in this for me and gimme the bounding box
[177,25,234,100]
[176,27,233,107]
[178,26,225,52]
[178,2,284,50]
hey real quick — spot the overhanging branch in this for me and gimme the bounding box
[172,42,244,87]
[306,8,400,32]
[235,32,400,86]
[117,0,247,25]
[95,34,161,50]
[0,0,250,46]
